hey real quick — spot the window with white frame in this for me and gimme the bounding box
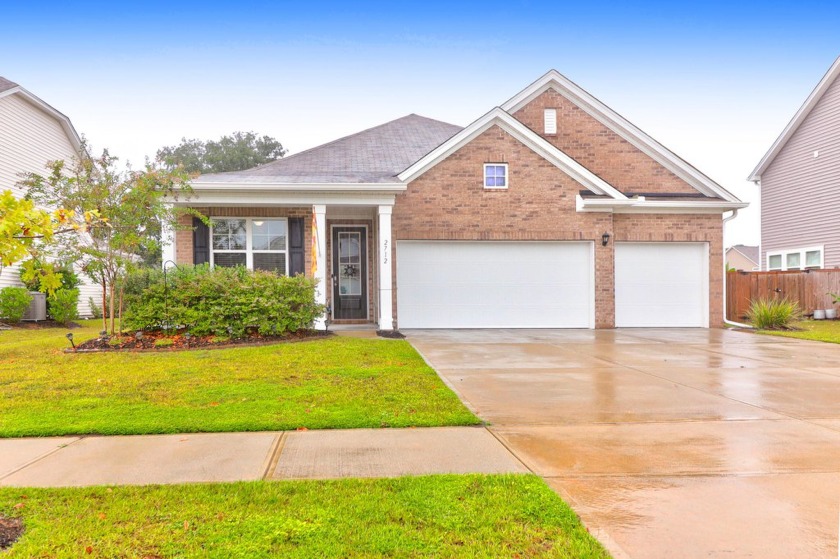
[211,217,288,274]
[766,246,823,271]
[484,163,508,189]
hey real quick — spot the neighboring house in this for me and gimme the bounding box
[0,76,99,317]
[749,56,840,271]
[164,70,746,330]
[726,245,760,271]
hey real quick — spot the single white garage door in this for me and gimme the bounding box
[615,242,708,327]
[396,241,594,328]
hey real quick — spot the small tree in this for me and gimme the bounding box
[23,148,194,334]
[156,131,285,174]
[0,189,96,294]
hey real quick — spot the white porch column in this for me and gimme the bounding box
[313,204,328,330]
[160,208,176,268]
[377,205,394,330]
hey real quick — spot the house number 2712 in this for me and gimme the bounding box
[383,240,389,264]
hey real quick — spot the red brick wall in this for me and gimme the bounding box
[392,125,724,328]
[514,89,699,195]
[392,125,616,327]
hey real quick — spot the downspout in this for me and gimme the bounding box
[722,209,754,329]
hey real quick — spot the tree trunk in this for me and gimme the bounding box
[108,280,116,335]
[118,283,124,334]
[100,274,107,334]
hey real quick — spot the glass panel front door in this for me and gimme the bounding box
[332,227,367,320]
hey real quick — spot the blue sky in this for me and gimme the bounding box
[2,1,839,245]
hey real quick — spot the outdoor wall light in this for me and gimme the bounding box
[601,232,611,247]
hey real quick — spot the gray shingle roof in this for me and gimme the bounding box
[198,114,462,184]
[0,76,19,94]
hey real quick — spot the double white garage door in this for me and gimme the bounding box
[396,241,708,329]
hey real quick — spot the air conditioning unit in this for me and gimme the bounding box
[23,292,47,321]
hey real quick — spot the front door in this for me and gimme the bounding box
[331,226,368,320]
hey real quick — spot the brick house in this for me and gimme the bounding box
[164,70,746,330]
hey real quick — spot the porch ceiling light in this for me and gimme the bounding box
[253,220,264,226]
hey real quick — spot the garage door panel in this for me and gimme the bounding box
[397,241,593,329]
[615,243,708,328]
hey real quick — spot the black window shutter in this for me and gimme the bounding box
[289,217,305,276]
[193,217,210,265]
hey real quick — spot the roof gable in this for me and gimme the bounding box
[501,70,740,202]
[0,76,82,152]
[398,107,627,199]
[748,56,840,181]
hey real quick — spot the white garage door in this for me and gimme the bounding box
[396,241,594,328]
[615,242,709,327]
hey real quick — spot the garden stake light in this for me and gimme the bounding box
[65,332,75,349]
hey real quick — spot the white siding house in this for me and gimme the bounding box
[0,77,100,317]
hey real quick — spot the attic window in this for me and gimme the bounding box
[484,164,508,189]
[544,109,557,135]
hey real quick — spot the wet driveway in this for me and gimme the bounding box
[406,328,840,559]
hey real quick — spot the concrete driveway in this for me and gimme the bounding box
[406,328,840,559]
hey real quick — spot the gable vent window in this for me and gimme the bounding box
[484,163,508,189]
[544,109,557,135]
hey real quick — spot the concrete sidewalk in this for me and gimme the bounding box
[0,427,527,487]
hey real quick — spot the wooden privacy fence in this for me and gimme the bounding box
[726,269,840,322]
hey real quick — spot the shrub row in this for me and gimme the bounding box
[122,264,324,337]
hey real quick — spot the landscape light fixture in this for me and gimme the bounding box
[601,232,611,247]
[65,332,75,349]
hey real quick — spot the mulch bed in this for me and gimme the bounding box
[0,515,23,550]
[69,329,330,352]
[377,330,405,339]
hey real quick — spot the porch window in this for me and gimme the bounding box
[210,217,288,274]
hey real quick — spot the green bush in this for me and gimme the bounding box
[746,297,802,330]
[49,288,80,325]
[88,296,103,319]
[122,264,325,337]
[0,287,33,322]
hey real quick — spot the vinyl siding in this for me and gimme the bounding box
[0,93,99,317]
[761,74,840,269]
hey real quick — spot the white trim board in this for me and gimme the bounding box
[501,70,741,203]
[748,55,840,181]
[398,107,627,200]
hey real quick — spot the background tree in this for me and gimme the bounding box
[156,131,285,174]
[23,149,194,334]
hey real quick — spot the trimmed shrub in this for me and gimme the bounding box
[50,288,80,325]
[122,264,325,337]
[0,287,33,322]
[746,298,801,330]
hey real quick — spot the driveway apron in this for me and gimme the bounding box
[407,328,840,559]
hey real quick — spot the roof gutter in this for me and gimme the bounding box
[576,195,749,213]
[189,181,407,193]
[722,209,754,329]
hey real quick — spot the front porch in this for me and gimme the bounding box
[163,198,395,331]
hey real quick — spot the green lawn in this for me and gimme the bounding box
[759,320,840,344]
[0,474,609,558]
[0,321,478,437]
